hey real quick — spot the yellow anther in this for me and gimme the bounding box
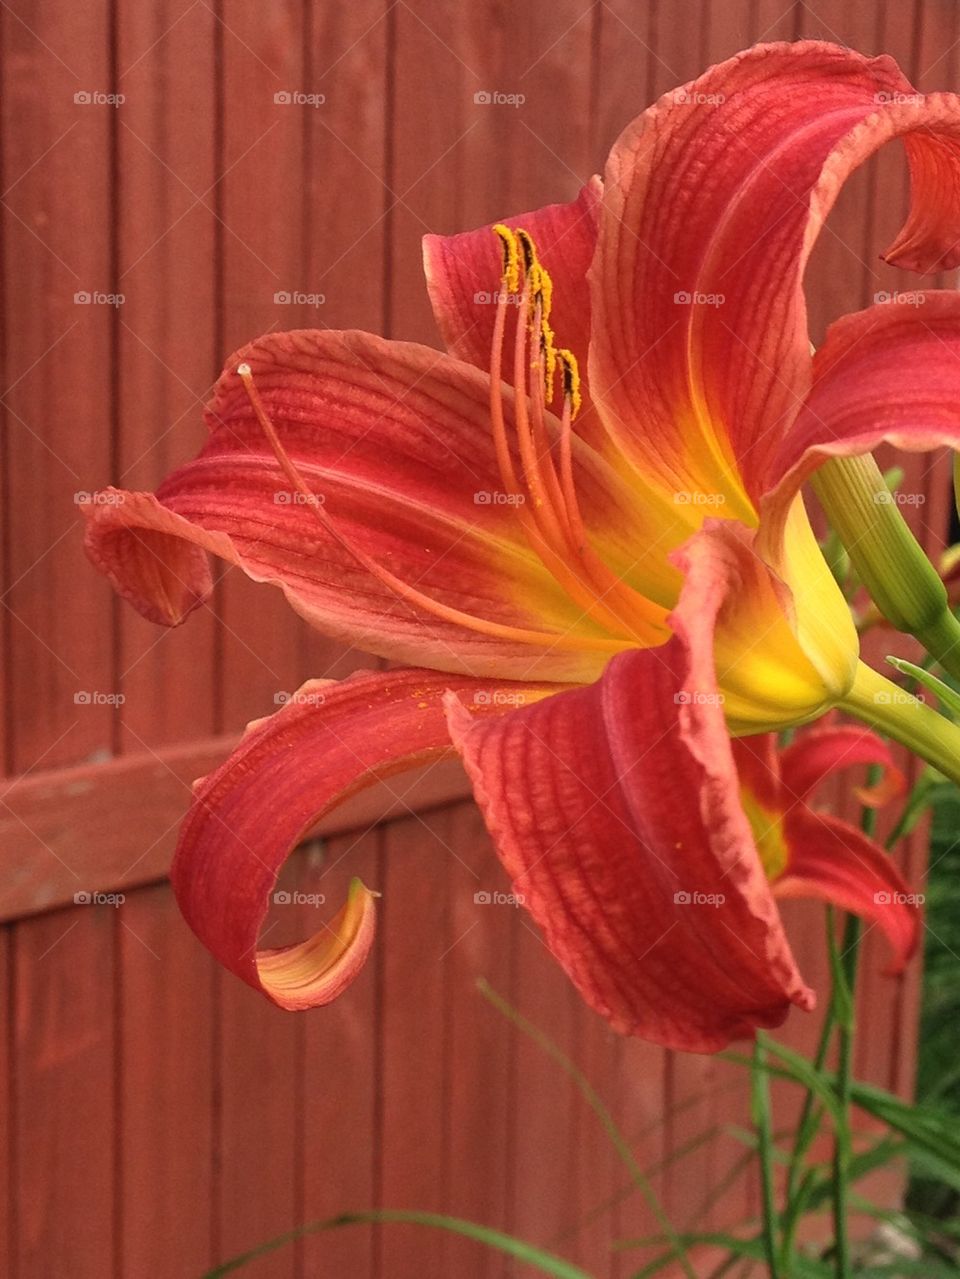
[540,323,558,398]
[528,260,553,324]
[556,348,582,419]
[515,227,537,276]
[492,223,520,294]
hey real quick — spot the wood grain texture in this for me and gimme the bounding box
[2,2,956,1275]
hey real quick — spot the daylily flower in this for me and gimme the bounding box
[83,40,959,1050]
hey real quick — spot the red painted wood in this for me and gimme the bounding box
[0,738,470,921]
[438,804,515,1279]
[0,931,11,1277]
[1,4,953,1275]
[377,807,453,1278]
[2,0,116,775]
[298,831,380,1279]
[114,0,220,755]
[118,883,215,1276]
[215,0,314,740]
[12,907,117,1277]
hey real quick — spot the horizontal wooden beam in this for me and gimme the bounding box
[0,737,473,922]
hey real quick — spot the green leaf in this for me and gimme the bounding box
[622,1233,832,1278]
[886,655,960,721]
[201,1209,595,1278]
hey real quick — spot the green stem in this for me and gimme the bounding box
[780,987,836,1265]
[829,768,878,1279]
[830,914,859,1279]
[813,455,960,682]
[839,662,960,786]
[751,1032,782,1279]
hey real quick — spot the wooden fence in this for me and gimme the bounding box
[1,0,957,1275]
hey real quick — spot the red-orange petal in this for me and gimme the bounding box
[173,667,551,1009]
[779,723,904,809]
[590,41,960,506]
[768,295,960,501]
[84,329,654,683]
[777,811,920,973]
[446,531,817,1053]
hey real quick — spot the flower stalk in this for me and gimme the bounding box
[840,662,960,786]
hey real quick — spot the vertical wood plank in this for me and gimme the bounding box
[298,832,380,1279]
[13,906,116,1277]
[114,0,220,753]
[213,12,312,1268]
[439,803,515,1279]
[0,930,11,1277]
[2,0,116,772]
[378,806,453,1278]
[118,884,215,1277]
[216,0,311,734]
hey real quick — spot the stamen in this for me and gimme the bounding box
[484,228,669,644]
[492,223,520,295]
[556,348,582,420]
[235,364,617,654]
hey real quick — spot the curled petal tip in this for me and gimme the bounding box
[257,877,378,1011]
